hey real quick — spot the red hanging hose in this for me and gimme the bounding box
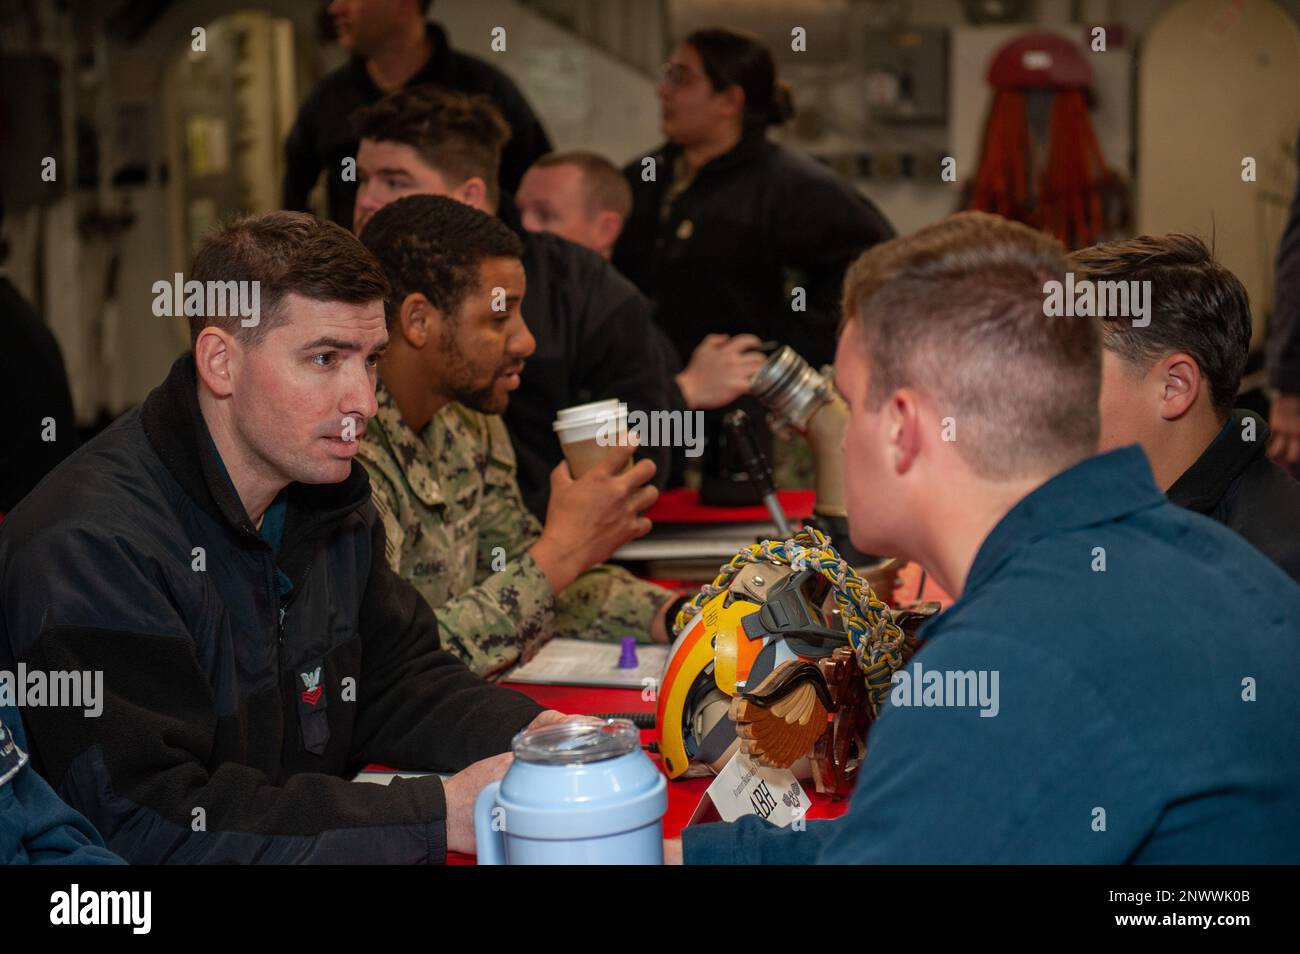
[1033,90,1111,248]
[970,89,1031,223]
[968,36,1120,249]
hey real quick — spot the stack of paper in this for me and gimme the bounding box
[506,638,669,689]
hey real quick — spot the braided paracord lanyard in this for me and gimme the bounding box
[671,527,917,716]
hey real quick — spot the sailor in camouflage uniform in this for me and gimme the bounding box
[360,381,672,676]
[357,194,675,677]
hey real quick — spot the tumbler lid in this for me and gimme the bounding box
[511,718,640,766]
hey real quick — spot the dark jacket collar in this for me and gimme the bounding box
[1167,409,1270,514]
[965,446,1167,594]
[653,126,771,185]
[348,22,451,98]
[496,192,525,239]
[141,355,372,549]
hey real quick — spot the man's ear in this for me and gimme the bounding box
[887,388,923,475]
[592,211,624,256]
[194,327,237,399]
[398,292,437,348]
[1157,353,1202,421]
[454,177,490,212]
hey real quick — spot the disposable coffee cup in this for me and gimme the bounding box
[553,399,632,478]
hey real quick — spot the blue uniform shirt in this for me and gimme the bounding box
[684,447,1300,864]
[1,703,123,864]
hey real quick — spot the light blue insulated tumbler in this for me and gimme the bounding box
[473,718,667,864]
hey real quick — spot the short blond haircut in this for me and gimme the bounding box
[840,211,1100,480]
[532,150,632,220]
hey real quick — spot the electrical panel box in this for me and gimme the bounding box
[862,28,948,125]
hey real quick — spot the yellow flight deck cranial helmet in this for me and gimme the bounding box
[656,528,927,784]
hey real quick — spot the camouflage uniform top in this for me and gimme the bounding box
[358,380,669,677]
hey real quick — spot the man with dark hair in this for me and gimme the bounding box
[1073,234,1300,582]
[0,211,573,864]
[356,194,677,676]
[283,0,551,231]
[352,85,674,518]
[672,212,1300,864]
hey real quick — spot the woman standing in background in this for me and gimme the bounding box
[615,27,894,373]
[614,28,893,498]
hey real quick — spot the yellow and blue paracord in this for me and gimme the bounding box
[671,527,917,716]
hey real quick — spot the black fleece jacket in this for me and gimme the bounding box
[0,355,543,864]
[614,130,895,370]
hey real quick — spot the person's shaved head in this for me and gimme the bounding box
[840,211,1099,480]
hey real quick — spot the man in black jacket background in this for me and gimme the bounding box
[0,211,571,863]
[613,32,894,373]
[1074,234,1300,583]
[0,194,78,517]
[516,149,768,415]
[351,86,673,518]
[283,0,551,231]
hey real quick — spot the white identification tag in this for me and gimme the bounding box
[695,751,811,828]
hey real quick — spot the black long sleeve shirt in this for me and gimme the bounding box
[283,22,552,231]
[1166,409,1300,584]
[614,130,895,370]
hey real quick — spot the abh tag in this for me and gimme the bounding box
[685,751,810,828]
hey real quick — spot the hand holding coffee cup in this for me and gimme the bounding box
[552,399,636,478]
[528,402,658,594]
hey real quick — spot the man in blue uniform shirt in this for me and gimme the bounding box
[675,212,1300,865]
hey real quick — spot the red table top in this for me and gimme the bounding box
[424,489,944,862]
[644,488,816,524]
[412,556,949,863]
[442,682,851,864]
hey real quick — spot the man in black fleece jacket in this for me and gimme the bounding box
[283,3,551,231]
[0,211,567,864]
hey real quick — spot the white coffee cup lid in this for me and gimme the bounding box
[552,399,626,432]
